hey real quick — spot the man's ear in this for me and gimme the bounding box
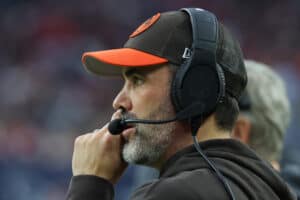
[232,115,251,144]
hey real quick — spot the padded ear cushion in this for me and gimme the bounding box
[171,63,220,116]
[171,60,189,113]
[215,63,226,102]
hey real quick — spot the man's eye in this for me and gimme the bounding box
[131,75,144,85]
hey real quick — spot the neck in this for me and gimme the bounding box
[153,114,231,170]
[196,115,231,142]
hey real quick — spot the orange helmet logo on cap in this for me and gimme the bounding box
[129,13,161,38]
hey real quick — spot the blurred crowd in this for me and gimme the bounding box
[0,0,299,199]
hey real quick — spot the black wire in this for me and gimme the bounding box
[124,117,177,125]
[192,136,236,200]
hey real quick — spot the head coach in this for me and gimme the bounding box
[66,8,296,200]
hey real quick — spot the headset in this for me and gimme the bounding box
[109,8,235,200]
[171,8,225,133]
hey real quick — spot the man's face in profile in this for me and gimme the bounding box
[112,65,177,165]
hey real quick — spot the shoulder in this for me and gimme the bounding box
[130,169,228,200]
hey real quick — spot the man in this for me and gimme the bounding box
[233,60,291,170]
[66,8,296,200]
[233,60,300,199]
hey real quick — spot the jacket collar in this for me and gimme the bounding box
[159,138,258,177]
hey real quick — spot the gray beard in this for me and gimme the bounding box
[122,103,176,165]
[122,122,175,165]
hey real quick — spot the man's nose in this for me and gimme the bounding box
[112,87,132,111]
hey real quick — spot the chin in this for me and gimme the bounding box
[122,141,161,166]
[121,115,174,165]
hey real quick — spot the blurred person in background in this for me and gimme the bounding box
[65,8,296,200]
[233,60,291,170]
[233,60,300,199]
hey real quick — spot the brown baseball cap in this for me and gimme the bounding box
[82,9,247,99]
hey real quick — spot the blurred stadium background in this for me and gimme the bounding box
[0,0,299,199]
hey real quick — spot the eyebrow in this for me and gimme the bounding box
[124,68,138,78]
[123,65,161,79]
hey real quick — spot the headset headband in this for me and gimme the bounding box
[181,8,218,66]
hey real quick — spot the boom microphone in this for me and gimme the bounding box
[108,117,177,135]
[108,102,205,135]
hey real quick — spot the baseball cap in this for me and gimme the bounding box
[82,9,247,99]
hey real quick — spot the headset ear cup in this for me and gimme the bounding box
[173,63,220,117]
[181,65,219,114]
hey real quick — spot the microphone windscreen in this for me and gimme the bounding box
[108,118,128,135]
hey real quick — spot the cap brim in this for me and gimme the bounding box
[82,48,168,76]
